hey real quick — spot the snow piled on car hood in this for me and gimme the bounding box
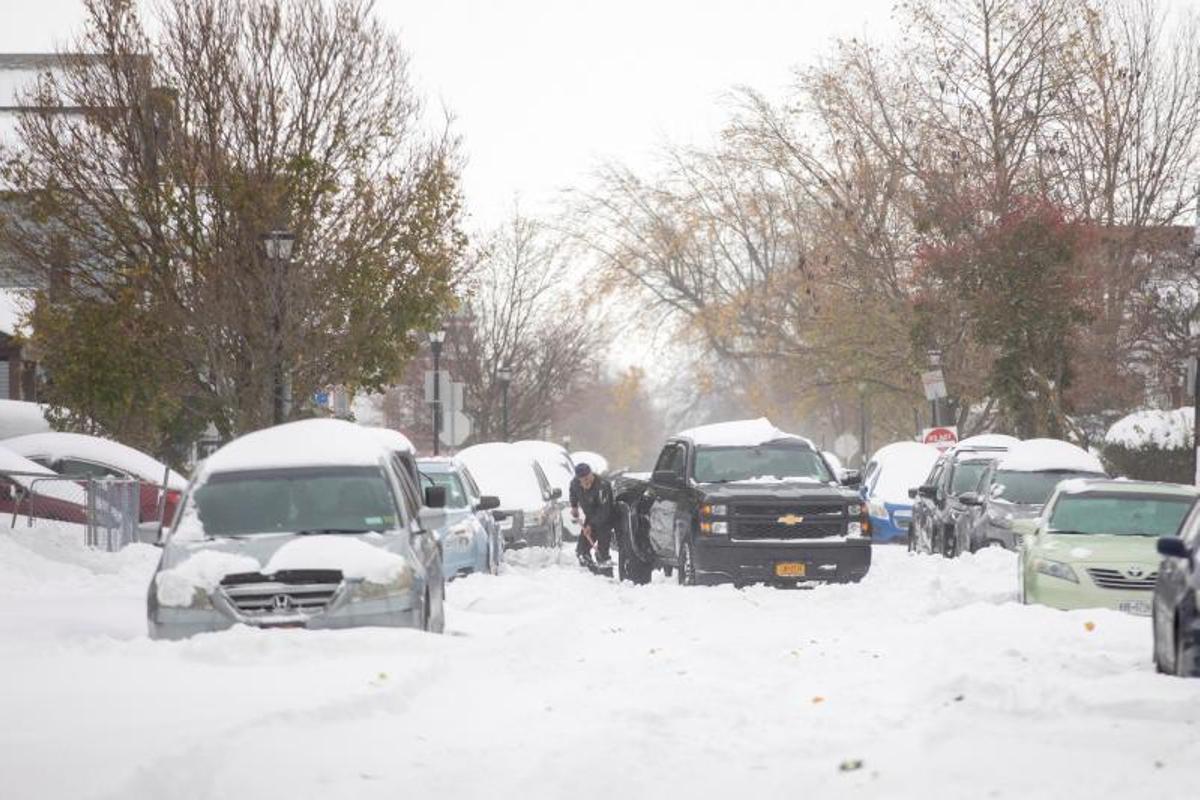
[262,535,408,584]
[677,417,813,448]
[996,438,1105,474]
[1105,407,1193,450]
[155,550,261,607]
[4,431,187,488]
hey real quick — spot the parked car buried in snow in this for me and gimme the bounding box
[612,418,870,586]
[418,457,503,578]
[860,441,940,544]
[456,442,563,549]
[515,439,580,541]
[147,419,447,639]
[1154,509,1200,677]
[910,434,1018,556]
[0,445,89,525]
[1020,479,1197,618]
[4,431,187,534]
[952,439,1106,556]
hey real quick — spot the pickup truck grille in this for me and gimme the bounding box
[220,570,343,616]
[1085,568,1157,591]
[729,502,847,540]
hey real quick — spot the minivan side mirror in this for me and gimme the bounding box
[1157,536,1192,564]
[917,484,937,499]
[550,487,563,500]
[424,485,447,509]
[959,492,983,507]
[476,495,500,512]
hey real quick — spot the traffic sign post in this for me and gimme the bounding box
[922,426,959,452]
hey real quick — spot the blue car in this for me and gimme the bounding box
[418,458,503,579]
[861,442,941,544]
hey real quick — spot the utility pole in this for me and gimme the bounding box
[498,365,513,442]
[260,230,295,425]
[429,329,446,455]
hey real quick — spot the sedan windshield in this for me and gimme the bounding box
[421,470,470,509]
[186,467,398,537]
[992,470,1102,506]
[693,445,832,484]
[1048,495,1194,537]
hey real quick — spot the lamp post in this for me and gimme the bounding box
[497,365,512,442]
[429,329,446,455]
[261,229,295,425]
[857,381,869,468]
[927,348,943,427]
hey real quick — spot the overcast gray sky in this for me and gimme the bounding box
[3,0,897,227]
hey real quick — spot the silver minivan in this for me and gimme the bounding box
[147,419,446,639]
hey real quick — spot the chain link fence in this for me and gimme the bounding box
[1,471,156,552]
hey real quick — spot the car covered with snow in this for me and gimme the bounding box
[147,419,447,639]
[953,438,1106,555]
[457,442,563,549]
[4,431,188,532]
[1020,479,1197,618]
[910,434,1019,556]
[860,441,940,543]
[418,457,502,578]
[0,445,89,525]
[613,418,869,586]
[514,439,580,540]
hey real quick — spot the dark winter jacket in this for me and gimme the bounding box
[572,475,615,531]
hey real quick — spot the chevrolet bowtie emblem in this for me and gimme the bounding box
[777,514,805,526]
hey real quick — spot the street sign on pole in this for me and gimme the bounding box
[922,426,959,452]
[440,411,472,447]
[921,370,948,401]
[424,371,452,403]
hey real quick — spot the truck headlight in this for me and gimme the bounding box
[847,504,862,517]
[699,520,728,535]
[701,504,727,517]
[847,521,864,537]
[1033,558,1078,583]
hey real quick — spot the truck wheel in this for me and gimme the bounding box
[942,526,957,559]
[663,565,673,578]
[1177,617,1200,677]
[677,540,697,586]
[614,502,652,585]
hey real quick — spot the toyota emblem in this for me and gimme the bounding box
[272,594,292,611]
[1126,567,1145,579]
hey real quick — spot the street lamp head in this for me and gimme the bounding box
[261,229,295,260]
[497,366,513,386]
[927,348,943,368]
[428,329,446,345]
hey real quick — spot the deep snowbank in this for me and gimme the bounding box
[1,526,1197,800]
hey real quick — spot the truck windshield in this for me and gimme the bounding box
[693,445,832,484]
[1048,494,1194,537]
[182,466,398,538]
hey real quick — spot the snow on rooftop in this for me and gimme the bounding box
[676,418,813,448]
[202,419,388,476]
[362,426,415,455]
[997,438,1105,474]
[1105,407,1193,451]
[3,431,186,488]
[952,434,1020,453]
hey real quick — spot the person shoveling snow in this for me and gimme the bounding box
[570,462,615,576]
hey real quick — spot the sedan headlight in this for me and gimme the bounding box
[1033,557,1079,583]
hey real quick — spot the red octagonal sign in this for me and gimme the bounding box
[922,426,958,451]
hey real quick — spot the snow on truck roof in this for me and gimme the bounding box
[675,418,814,448]
[3,431,186,489]
[996,439,1105,474]
[201,419,390,476]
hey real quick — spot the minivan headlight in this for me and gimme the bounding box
[1033,558,1078,583]
[349,569,414,602]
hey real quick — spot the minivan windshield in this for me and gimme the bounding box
[182,466,398,538]
[1048,494,1194,537]
[950,460,991,494]
[693,445,832,484]
[992,470,1103,506]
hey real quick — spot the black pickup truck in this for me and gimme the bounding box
[611,420,871,586]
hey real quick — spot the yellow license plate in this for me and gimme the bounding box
[775,562,807,578]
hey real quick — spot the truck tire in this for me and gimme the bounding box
[1178,617,1200,678]
[677,539,697,586]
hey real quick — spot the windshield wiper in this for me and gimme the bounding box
[295,528,374,536]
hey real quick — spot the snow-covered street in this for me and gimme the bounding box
[2,526,1199,800]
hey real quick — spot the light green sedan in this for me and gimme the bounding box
[1019,479,1199,616]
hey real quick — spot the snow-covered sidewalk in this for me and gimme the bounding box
[1,526,1198,799]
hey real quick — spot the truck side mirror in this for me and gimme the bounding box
[917,484,937,499]
[959,492,983,507]
[652,470,681,488]
[424,486,447,509]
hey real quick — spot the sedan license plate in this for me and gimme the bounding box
[1118,600,1151,617]
[775,562,807,578]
